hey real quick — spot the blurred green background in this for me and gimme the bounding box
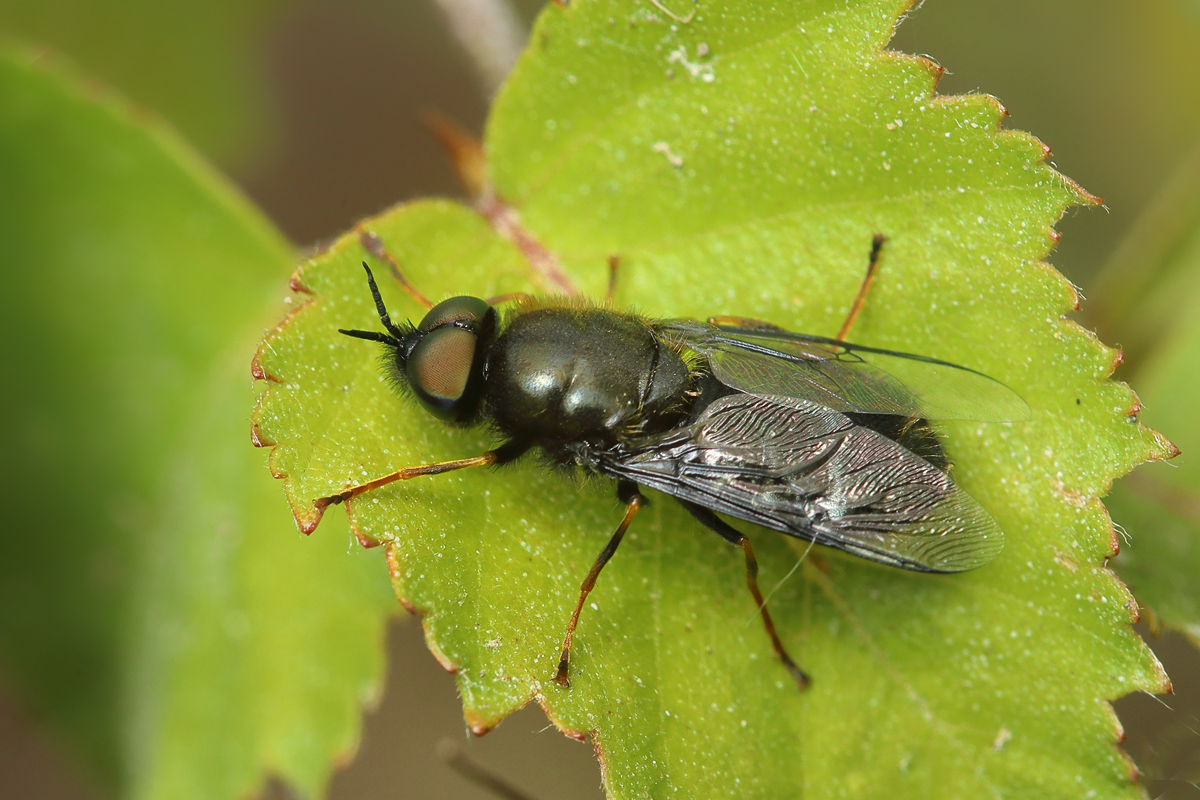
[1,0,1198,798]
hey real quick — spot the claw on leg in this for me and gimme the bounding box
[680,500,810,689]
[554,490,643,687]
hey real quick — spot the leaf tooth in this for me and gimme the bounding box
[293,503,324,536]
[386,544,420,616]
[1102,701,1144,783]
[249,420,275,448]
[288,269,315,295]
[425,625,461,675]
[249,349,279,383]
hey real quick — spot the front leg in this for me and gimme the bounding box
[315,452,498,512]
[315,439,531,512]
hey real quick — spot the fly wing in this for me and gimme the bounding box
[660,320,1029,422]
[601,393,1005,572]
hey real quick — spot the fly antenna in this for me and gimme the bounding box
[337,328,399,345]
[357,227,435,310]
[356,262,411,341]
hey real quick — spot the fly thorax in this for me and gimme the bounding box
[483,307,688,450]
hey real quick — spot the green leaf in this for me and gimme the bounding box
[254,1,1176,797]
[0,0,285,166]
[887,0,1200,290]
[1103,144,1200,648]
[0,46,395,798]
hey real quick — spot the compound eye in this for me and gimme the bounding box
[417,296,491,333]
[406,325,478,420]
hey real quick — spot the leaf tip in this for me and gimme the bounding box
[1108,346,1124,377]
[249,349,280,382]
[294,503,326,536]
[910,54,946,87]
[424,624,461,675]
[384,545,420,615]
[1118,386,1137,422]
[345,507,385,548]
[249,422,275,449]
[465,713,496,737]
[355,530,384,549]
[528,685,593,744]
[1104,520,1122,563]
[1056,167,1102,207]
[289,270,314,295]
[1126,598,1142,625]
[1152,657,1174,695]
[1102,703,1136,766]
[1145,428,1181,462]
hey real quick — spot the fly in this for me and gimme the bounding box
[318,232,1029,689]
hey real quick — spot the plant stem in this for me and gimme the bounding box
[430,0,527,97]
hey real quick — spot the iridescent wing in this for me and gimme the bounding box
[601,394,1004,572]
[660,320,1029,422]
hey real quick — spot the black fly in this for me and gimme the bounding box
[319,233,1029,689]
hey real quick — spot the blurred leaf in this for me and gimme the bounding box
[0,46,395,799]
[1086,141,1200,368]
[1105,144,1200,648]
[0,0,285,166]
[890,0,1200,291]
[254,1,1175,797]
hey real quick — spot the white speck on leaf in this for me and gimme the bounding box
[993,727,1013,751]
[667,45,714,82]
[653,141,684,167]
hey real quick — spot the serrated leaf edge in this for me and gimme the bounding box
[247,3,1180,795]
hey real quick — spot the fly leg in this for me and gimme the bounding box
[679,500,810,689]
[554,481,644,687]
[357,227,436,310]
[315,453,497,513]
[362,214,531,310]
[605,255,620,304]
[836,232,887,342]
[484,291,533,306]
[315,440,530,513]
